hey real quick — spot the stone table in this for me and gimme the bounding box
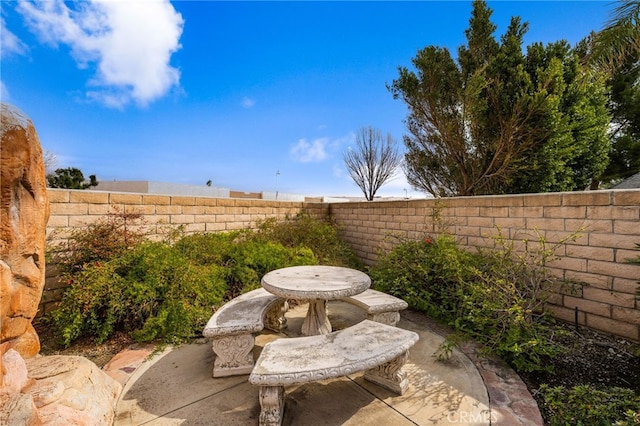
[261,265,370,336]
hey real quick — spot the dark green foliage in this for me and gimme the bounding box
[47,167,98,189]
[175,231,317,298]
[369,233,567,373]
[49,213,356,346]
[538,384,640,425]
[601,54,640,185]
[250,212,364,269]
[368,236,474,318]
[52,242,227,346]
[389,0,610,196]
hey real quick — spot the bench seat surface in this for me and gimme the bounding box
[249,320,418,386]
[342,289,408,314]
[203,288,282,337]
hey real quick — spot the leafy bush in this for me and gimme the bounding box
[369,235,474,318]
[369,231,571,373]
[251,212,363,269]
[49,210,147,274]
[538,384,640,425]
[49,213,354,346]
[52,242,227,346]
[175,232,317,297]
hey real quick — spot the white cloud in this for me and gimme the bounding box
[241,97,256,108]
[0,81,10,101]
[290,132,355,163]
[17,0,183,108]
[332,163,347,179]
[1,17,28,58]
[291,138,329,163]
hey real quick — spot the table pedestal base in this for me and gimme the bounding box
[301,299,331,336]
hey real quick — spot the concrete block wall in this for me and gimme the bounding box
[42,189,327,315]
[329,189,640,341]
[42,188,640,341]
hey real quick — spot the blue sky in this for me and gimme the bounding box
[2,1,613,198]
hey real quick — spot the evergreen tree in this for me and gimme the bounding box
[47,167,98,189]
[389,0,611,197]
[588,0,640,185]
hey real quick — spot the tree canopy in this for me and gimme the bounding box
[589,1,640,185]
[389,0,611,197]
[47,167,98,190]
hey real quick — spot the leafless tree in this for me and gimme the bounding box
[43,149,57,176]
[343,126,402,201]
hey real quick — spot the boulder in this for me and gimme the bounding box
[0,348,122,425]
[0,103,50,359]
[25,355,122,425]
[0,103,121,425]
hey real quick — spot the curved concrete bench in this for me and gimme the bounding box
[249,320,419,426]
[203,288,287,377]
[341,289,408,326]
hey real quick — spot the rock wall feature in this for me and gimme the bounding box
[0,103,50,358]
[0,349,122,425]
[25,355,122,425]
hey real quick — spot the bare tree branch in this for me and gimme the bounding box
[343,126,402,200]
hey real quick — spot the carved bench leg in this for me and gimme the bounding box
[211,334,255,377]
[258,385,285,426]
[264,300,289,332]
[364,351,409,395]
[368,311,400,326]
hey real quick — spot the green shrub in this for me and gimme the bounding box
[539,384,640,425]
[52,242,227,346]
[49,210,147,274]
[49,211,360,346]
[369,235,474,318]
[369,231,569,373]
[174,231,317,297]
[173,231,241,266]
[251,212,363,269]
[223,239,317,296]
[454,228,574,372]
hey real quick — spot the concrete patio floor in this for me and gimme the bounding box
[106,301,543,425]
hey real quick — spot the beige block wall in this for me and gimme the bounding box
[43,188,640,341]
[42,189,327,315]
[329,189,640,341]
[46,189,327,246]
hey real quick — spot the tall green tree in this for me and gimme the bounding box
[588,1,640,184]
[389,0,610,197]
[47,167,98,189]
[598,53,640,184]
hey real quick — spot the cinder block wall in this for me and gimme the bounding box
[329,190,640,341]
[43,188,640,341]
[42,189,327,315]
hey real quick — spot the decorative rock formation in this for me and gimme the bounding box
[0,103,122,424]
[0,348,122,425]
[0,103,50,359]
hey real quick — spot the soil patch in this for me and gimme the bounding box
[519,321,640,421]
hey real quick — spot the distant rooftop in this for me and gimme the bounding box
[92,180,341,202]
[611,173,640,189]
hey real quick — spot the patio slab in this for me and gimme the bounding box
[109,301,542,425]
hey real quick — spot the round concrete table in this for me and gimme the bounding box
[261,265,371,336]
